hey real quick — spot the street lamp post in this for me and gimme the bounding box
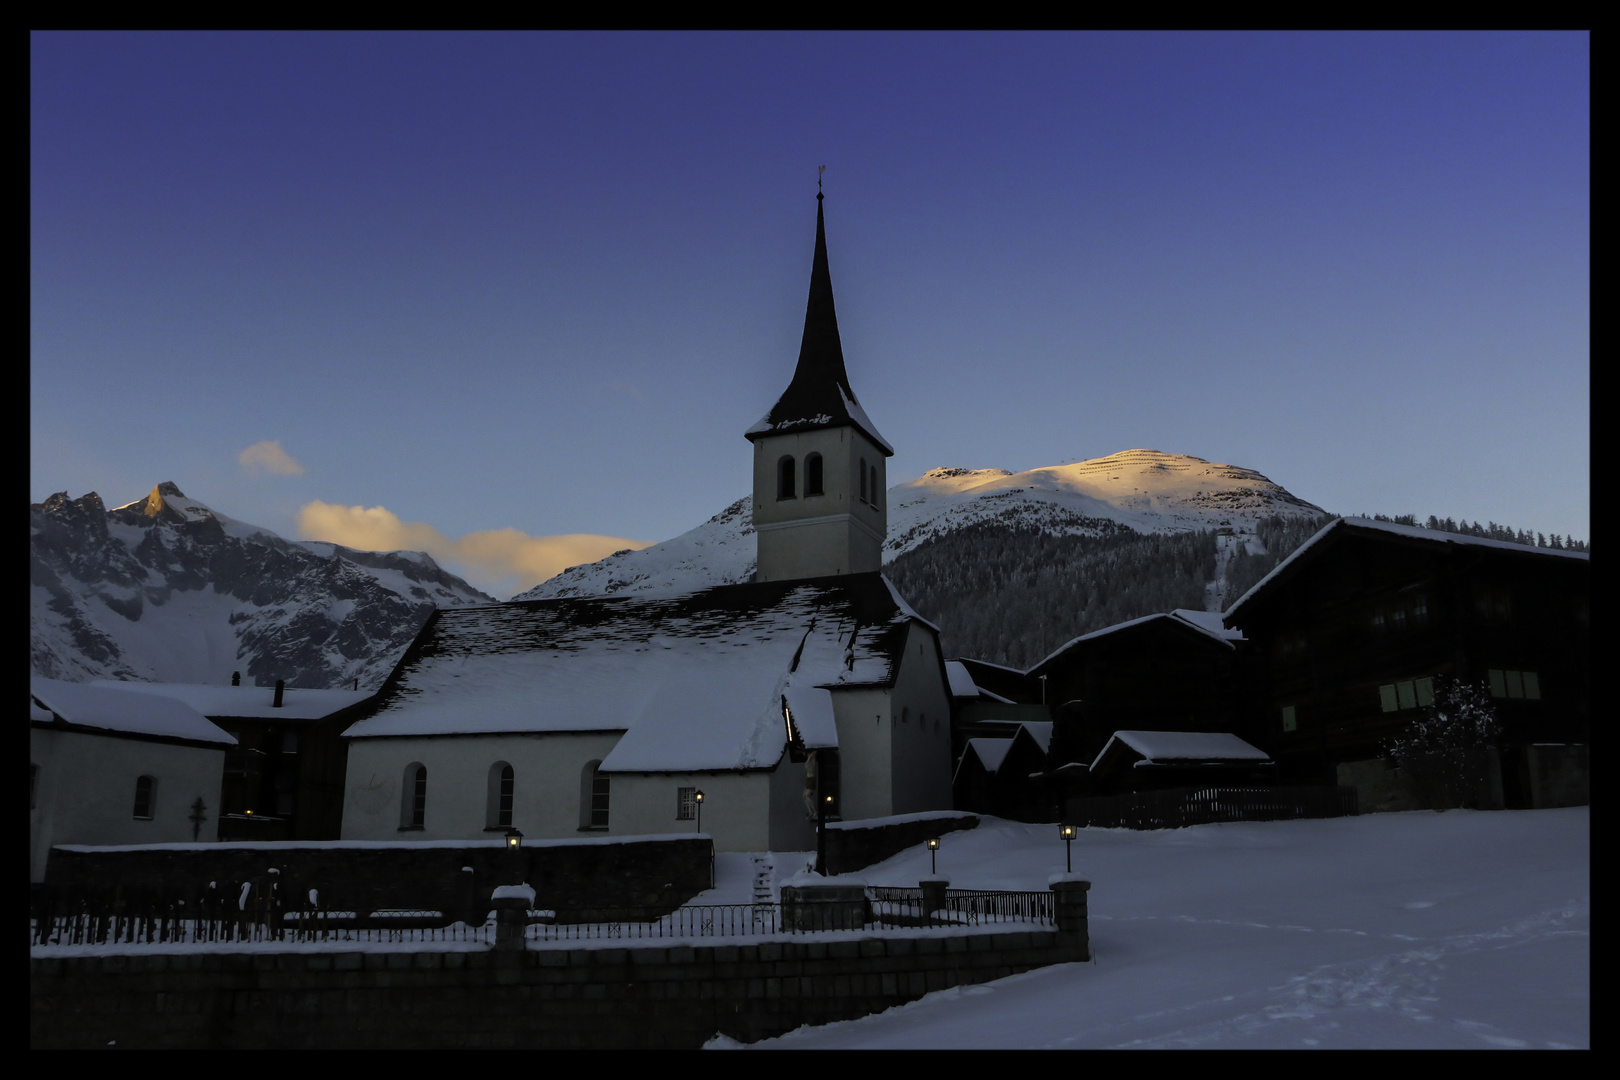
[815,793,833,875]
[1059,824,1077,873]
[926,837,940,876]
[694,790,704,834]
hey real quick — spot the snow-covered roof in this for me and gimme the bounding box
[346,572,922,773]
[1030,607,1240,673]
[1225,517,1590,622]
[1091,730,1270,771]
[31,676,236,747]
[958,738,1014,781]
[1017,721,1053,755]
[88,680,373,721]
[945,661,981,698]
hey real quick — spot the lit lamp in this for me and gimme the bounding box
[505,827,524,850]
[926,837,940,875]
[693,789,705,834]
[815,792,835,875]
[1059,824,1077,873]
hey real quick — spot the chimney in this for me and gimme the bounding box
[273,679,285,708]
[231,671,240,686]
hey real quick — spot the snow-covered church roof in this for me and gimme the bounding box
[345,572,925,773]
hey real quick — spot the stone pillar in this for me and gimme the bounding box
[492,895,529,951]
[919,878,949,924]
[1049,878,1091,960]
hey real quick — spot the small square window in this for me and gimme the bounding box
[1488,669,1508,698]
[1379,685,1399,713]
[1391,608,1407,630]
[1370,610,1386,633]
[1396,681,1417,710]
[677,787,696,820]
[1415,677,1434,707]
[1505,670,1525,699]
[1281,705,1297,732]
[1412,596,1429,623]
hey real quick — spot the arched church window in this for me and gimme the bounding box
[487,762,515,829]
[133,775,156,820]
[805,453,824,496]
[777,456,796,500]
[401,763,426,830]
[859,458,868,504]
[581,760,609,830]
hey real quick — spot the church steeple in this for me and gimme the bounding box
[745,194,893,455]
[747,192,892,583]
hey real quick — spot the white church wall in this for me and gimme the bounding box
[831,686,895,820]
[768,752,817,853]
[607,770,773,852]
[31,728,225,882]
[341,731,623,842]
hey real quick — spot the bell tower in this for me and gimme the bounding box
[745,193,892,583]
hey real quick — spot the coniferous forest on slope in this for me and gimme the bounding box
[886,523,1220,669]
[893,509,1586,670]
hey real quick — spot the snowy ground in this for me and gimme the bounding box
[721,808,1589,1050]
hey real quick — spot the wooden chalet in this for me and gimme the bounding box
[1222,517,1589,808]
[1026,608,1265,784]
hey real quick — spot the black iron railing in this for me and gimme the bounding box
[31,890,1055,949]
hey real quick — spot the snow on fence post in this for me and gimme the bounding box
[492,883,535,951]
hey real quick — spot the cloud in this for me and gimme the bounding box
[238,441,306,476]
[297,500,654,597]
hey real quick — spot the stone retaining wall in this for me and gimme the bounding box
[32,925,1089,1048]
[42,836,712,922]
[823,812,978,875]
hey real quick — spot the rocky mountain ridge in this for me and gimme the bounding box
[31,482,494,689]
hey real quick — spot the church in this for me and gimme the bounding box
[338,194,955,852]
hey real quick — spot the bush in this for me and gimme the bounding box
[1385,677,1502,810]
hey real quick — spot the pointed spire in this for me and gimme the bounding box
[746,193,893,455]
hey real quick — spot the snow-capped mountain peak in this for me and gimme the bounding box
[31,484,495,689]
[516,450,1324,601]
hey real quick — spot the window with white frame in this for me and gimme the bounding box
[487,762,514,829]
[677,787,697,820]
[400,763,426,830]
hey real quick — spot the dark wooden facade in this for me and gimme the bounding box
[951,726,1053,822]
[211,699,375,842]
[1027,613,1265,778]
[1222,519,1589,806]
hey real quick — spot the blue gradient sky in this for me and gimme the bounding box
[31,32,1589,593]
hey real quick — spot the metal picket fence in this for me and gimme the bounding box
[31,889,1055,949]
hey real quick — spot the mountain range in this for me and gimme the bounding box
[31,451,1326,688]
[30,482,493,690]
